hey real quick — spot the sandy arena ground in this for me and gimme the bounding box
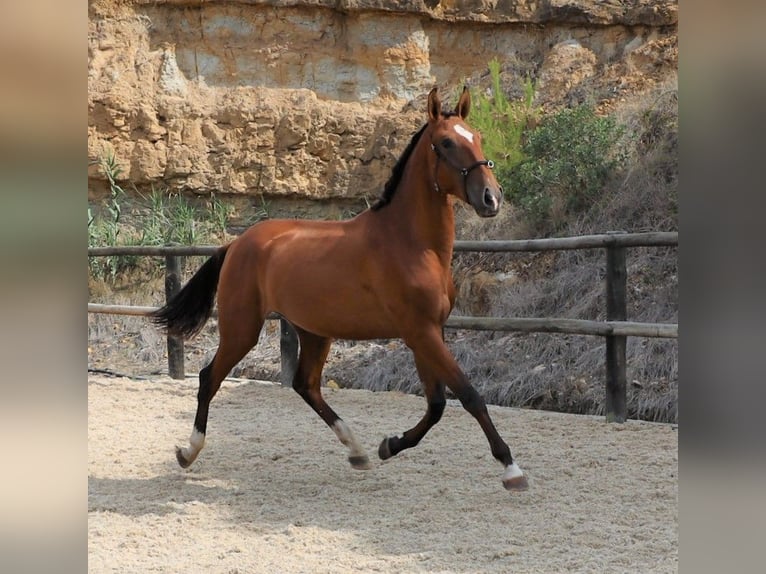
[88,374,677,573]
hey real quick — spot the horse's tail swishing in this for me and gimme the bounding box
[150,245,230,339]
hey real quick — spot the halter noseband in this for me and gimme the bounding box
[430,142,495,194]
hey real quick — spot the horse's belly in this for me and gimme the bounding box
[272,280,400,340]
[261,254,394,339]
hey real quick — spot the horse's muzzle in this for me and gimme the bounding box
[470,185,502,218]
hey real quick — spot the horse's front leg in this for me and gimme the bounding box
[387,328,528,491]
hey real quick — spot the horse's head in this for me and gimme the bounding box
[426,86,503,218]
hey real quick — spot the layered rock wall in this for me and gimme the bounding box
[88,0,677,200]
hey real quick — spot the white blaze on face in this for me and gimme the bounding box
[454,124,474,143]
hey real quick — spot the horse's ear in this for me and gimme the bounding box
[456,85,471,119]
[427,87,441,122]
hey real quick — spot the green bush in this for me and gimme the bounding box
[505,105,626,235]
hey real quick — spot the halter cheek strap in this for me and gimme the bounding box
[430,143,495,194]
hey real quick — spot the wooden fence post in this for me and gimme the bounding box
[165,255,185,380]
[605,232,628,422]
[280,318,298,387]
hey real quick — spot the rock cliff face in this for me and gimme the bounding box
[88,0,677,201]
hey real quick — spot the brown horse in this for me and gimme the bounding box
[152,87,528,491]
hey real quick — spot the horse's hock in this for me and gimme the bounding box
[88,0,677,200]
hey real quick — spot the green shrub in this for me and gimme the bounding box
[466,59,539,188]
[506,105,626,235]
[88,153,130,279]
[88,153,240,282]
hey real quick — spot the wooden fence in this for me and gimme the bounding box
[88,231,678,423]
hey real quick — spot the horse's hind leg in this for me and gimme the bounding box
[176,313,264,468]
[292,327,370,470]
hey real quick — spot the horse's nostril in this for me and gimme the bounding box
[483,188,495,207]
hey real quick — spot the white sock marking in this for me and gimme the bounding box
[190,428,205,450]
[503,462,524,481]
[332,420,366,458]
[181,428,204,461]
[454,124,474,143]
[178,428,206,465]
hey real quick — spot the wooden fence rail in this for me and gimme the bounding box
[88,231,678,423]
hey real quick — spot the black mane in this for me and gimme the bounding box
[370,110,459,211]
[370,123,428,211]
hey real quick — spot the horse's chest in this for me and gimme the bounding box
[401,264,454,321]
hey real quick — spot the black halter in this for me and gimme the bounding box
[430,142,495,194]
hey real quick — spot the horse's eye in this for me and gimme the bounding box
[441,138,454,149]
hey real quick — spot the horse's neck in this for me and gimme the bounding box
[380,148,456,266]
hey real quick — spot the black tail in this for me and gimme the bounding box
[150,245,230,339]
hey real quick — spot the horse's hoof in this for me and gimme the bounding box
[175,446,192,468]
[503,475,529,492]
[348,455,372,470]
[378,437,393,460]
